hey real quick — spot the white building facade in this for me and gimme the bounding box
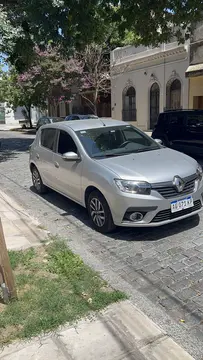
[111,41,190,130]
[0,103,44,127]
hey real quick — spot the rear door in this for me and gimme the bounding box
[37,128,58,187]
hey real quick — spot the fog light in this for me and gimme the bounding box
[129,212,144,222]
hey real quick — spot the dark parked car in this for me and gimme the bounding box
[152,110,203,157]
[65,114,98,121]
[36,116,63,131]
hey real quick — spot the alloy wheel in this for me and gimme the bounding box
[32,169,41,191]
[89,197,105,227]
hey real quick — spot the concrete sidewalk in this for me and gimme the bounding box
[0,189,47,250]
[0,190,195,360]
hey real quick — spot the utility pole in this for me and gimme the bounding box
[0,218,17,301]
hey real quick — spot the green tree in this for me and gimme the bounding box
[0,68,43,128]
[114,0,203,46]
[1,0,203,66]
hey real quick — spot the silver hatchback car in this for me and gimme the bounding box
[29,119,203,233]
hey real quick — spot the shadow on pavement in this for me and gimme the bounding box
[0,137,33,163]
[30,186,200,242]
[9,128,36,135]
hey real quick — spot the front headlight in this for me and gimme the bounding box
[196,164,203,180]
[114,179,151,195]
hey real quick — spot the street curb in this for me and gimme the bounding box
[108,301,195,360]
[0,189,49,249]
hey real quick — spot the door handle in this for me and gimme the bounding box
[36,153,39,159]
[54,162,59,168]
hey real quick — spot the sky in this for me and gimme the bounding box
[0,54,8,72]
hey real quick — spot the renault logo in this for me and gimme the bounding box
[172,176,185,193]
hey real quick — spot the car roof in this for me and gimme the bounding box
[41,118,127,132]
[67,114,98,118]
[162,109,203,114]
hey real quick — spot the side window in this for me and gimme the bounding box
[71,116,80,120]
[169,113,184,126]
[44,118,51,125]
[170,115,178,125]
[41,128,57,151]
[38,119,43,126]
[187,114,203,126]
[57,131,78,155]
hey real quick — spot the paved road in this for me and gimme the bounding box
[0,130,203,359]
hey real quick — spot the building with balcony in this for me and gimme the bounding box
[111,41,190,130]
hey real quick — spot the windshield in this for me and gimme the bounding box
[76,125,160,158]
[87,115,98,119]
[80,115,98,119]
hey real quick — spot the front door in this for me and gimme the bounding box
[52,130,83,203]
[185,113,203,155]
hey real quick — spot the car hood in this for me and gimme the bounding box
[98,148,197,183]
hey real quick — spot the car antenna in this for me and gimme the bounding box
[99,118,106,127]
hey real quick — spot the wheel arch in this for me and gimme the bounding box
[30,162,37,172]
[84,186,104,208]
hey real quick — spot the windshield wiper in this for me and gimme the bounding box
[133,147,159,153]
[93,153,126,158]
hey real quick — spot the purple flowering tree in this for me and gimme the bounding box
[1,44,110,127]
[75,43,111,115]
[17,47,84,125]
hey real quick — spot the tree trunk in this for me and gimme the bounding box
[93,102,97,115]
[93,89,98,116]
[25,105,32,128]
[28,107,32,128]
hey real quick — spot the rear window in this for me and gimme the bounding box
[41,128,57,151]
[51,117,63,123]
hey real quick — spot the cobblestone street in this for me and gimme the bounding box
[0,130,203,359]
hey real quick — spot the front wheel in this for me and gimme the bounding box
[87,191,116,234]
[31,166,48,194]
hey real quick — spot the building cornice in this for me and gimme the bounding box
[111,46,187,76]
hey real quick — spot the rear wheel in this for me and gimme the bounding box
[87,190,116,233]
[31,166,48,194]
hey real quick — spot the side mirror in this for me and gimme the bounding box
[155,139,163,145]
[62,151,80,161]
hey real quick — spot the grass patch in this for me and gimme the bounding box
[0,240,126,345]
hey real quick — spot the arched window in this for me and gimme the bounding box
[166,79,181,110]
[122,86,136,121]
[150,83,160,129]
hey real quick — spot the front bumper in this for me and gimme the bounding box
[107,183,203,227]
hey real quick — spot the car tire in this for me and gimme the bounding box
[87,190,116,234]
[31,166,48,194]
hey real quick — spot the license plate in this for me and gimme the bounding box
[171,196,194,213]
